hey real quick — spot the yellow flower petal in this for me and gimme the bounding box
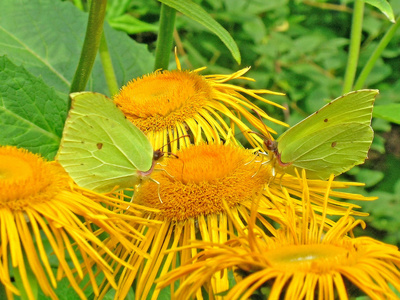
[97,144,376,299]
[158,173,400,300]
[0,146,155,299]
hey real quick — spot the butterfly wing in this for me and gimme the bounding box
[281,123,373,179]
[277,89,378,179]
[57,92,154,193]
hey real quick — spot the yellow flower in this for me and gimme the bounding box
[0,146,155,300]
[113,55,286,152]
[158,173,400,300]
[97,144,375,299]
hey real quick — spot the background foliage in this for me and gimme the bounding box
[0,0,400,297]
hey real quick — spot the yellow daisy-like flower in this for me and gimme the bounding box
[158,173,400,300]
[113,55,286,152]
[0,146,156,300]
[98,144,376,300]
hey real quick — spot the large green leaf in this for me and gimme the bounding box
[0,0,154,99]
[158,0,241,64]
[0,56,66,160]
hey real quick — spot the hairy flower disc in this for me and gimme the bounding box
[115,70,211,132]
[135,144,273,221]
[0,146,65,208]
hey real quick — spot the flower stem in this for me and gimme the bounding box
[342,0,364,93]
[69,0,107,103]
[99,33,120,96]
[354,16,400,89]
[154,4,176,70]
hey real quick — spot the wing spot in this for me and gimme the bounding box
[331,141,337,148]
[97,143,103,150]
[324,118,328,122]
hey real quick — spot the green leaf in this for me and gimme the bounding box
[0,0,154,99]
[106,0,132,19]
[364,0,395,23]
[158,0,241,64]
[108,14,159,34]
[0,56,66,160]
[373,104,400,124]
[355,168,384,187]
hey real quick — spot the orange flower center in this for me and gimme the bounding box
[0,154,33,181]
[0,146,67,210]
[134,144,273,221]
[113,70,212,132]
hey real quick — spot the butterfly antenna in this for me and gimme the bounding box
[156,134,191,156]
[247,130,267,139]
[251,108,274,141]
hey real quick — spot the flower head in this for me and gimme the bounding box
[136,143,273,220]
[113,55,286,152]
[158,173,400,300]
[0,146,154,300]
[98,144,376,299]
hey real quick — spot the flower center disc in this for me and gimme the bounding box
[0,147,65,208]
[0,154,33,181]
[267,244,349,271]
[114,71,211,132]
[135,144,272,220]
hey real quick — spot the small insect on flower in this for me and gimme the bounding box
[57,92,170,193]
[253,89,379,180]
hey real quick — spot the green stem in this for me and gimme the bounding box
[99,33,120,96]
[355,16,400,89]
[342,0,364,93]
[69,0,107,103]
[154,4,176,70]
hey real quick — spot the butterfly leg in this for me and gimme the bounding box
[149,178,163,203]
[244,149,263,166]
[278,172,285,188]
[156,163,175,179]
[126,185,140,211]
[251,151,273,178]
